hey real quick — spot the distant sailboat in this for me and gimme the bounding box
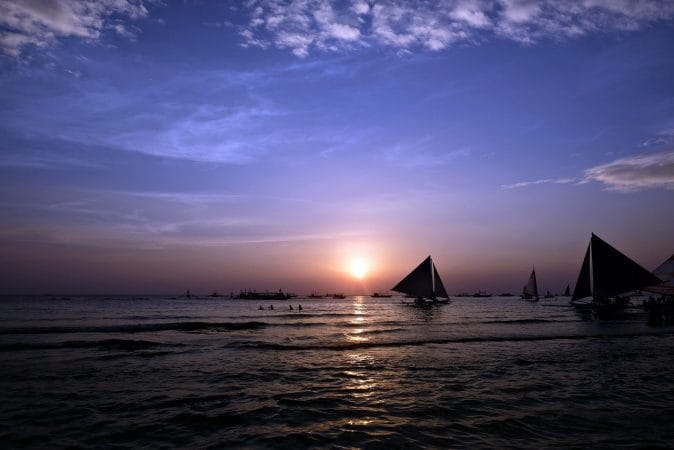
[643,254,674,296]
[563,284,571,297]
[653,254,674,284]
[571,233,661,310]
[392,256,450,305]
[521,268,539,301]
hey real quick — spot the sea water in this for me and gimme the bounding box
[1,295,673,448]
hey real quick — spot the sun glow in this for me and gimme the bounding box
[349,258,369,279]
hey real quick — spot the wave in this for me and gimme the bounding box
[237,312,365,319]
[0,339,184,352]
[478,318,580,324]
[0,321,268,335]
[227,330,674,352]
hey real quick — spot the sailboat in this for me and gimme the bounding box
[392,255,450,305]
[571,233,661,312]
[653,254,674,285]
[563,284,571,297]
[521,268,539,301]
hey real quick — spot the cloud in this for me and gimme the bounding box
[502,151,674,192]
[239,0,674,57]
[583,150,674,192]
[501,177,577,189]
[0,0,149,57]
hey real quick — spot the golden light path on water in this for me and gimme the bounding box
[346,296,368,342]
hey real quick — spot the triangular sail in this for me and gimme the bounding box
[433,265,449,298]
[392,256,434,298]
[563,284,570,297]
[572,243,592,301]
[653,254,674,284]
[591,233,661,299]
[523,268,539,299]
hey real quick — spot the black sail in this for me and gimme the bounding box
[572,243,592,301]
[392,256,434,298]
[433,265,449,298]
[591,233,662,299]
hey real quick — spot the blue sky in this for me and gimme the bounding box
[1,0,673,294]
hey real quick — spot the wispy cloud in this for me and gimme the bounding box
[583,150,674,192]
[239,0,674,57]
[0,0,149,57]
[502,150,674,192]
[382,141,471,167]
[501,177,577,189]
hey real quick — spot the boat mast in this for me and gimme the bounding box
[430,256,435,297]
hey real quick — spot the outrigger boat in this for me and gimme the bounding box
[392,255,450,306]
[571,233,661,315]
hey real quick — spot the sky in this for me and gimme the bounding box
[1,0,673,295]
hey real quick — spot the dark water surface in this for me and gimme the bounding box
[1,295,673,448]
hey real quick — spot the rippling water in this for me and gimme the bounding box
[1,295,673,448]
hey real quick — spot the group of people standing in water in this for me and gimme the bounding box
[259,304,302,311]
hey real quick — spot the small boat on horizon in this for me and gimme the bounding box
[371,292,392,298]
[392,255,450,306]
[232,289,297,300]
[472,291,492,298]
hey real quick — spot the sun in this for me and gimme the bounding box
[349,258,369,279]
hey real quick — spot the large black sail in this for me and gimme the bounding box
[590,233,661,299]
[572,243,592,301]
[392,256,434,298]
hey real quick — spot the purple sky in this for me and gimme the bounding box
[1,0,673,294]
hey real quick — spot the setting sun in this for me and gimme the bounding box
[348,259,369,279]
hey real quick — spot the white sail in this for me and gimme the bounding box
[523,268,539,300]
[653,254,674,284]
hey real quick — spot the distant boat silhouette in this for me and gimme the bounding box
[392,255,449,305]
[521,268,539,301]
[472,291,492,298]
[571,233,661,312]
[563,284,571,297]
[371,292,392,298]
[234,289,296,300]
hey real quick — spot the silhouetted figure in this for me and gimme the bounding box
[186,290,191,299]
[289,304,293,310]
[259,305,263,310]
[298,304,302,311]
[269,305,274,310]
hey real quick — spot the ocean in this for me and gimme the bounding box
[1,295,673,448]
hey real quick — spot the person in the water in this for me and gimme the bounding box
[298,304,302,311]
